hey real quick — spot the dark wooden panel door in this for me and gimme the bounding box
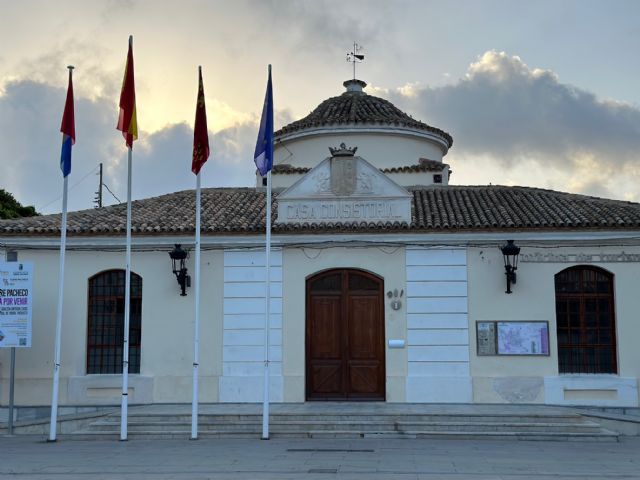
[306,269,385,400]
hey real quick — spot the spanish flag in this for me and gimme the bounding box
[192,67,210,175]
[117,36,138,148]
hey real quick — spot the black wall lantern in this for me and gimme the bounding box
[169,244,190,296]
[500,240,521,294]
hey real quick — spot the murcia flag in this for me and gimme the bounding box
[60,68,75,177]
[117,36,138,148]
[253,67,273,176]
[192,67,210,175]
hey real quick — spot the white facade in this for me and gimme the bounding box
[1,236,639,408]
[2,77,639,410]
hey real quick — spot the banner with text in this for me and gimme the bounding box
[0,262,33,348]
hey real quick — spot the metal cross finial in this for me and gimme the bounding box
[346,42,364,80]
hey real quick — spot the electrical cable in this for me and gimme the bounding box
[102,183,122,204]
[37,164,100,211]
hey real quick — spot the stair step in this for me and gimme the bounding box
[58,405,621,442]
[69,429,617,442]
[102,413,586,424]
[87,419,602,434]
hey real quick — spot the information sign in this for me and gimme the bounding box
[0,262,33,348]
[477,321,549,356]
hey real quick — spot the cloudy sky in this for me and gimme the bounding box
[1,0,639,214]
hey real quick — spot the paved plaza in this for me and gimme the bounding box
[0,435,639,479]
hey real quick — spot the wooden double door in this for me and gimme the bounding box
[306,269,385,401]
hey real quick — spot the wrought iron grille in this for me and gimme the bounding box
[555,266,617,374]
[87,270,142,374]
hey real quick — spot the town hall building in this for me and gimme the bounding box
[1,78,639,413]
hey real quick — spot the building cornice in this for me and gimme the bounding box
[276,125,451,155]
[3,230,639,251]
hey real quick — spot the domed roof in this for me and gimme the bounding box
[275,79,453,148]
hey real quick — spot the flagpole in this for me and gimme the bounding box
[120,145,132,441]
[191,171,201,440]
[262,168,271,440]
[261,64,273,440]
[254,63,273,441]
[48,65,74,442]
[48,175,68,442]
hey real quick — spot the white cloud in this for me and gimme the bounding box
[382,50,640,201]
[3,48,640,217]
[0,78,258,214]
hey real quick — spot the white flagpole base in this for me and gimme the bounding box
[261,170,272,440]
[191,173,202,440]
[120,146,133,442]
[48,175,68,442]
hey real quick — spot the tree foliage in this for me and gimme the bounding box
[0,189,38,219]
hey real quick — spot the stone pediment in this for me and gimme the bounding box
[276,156,411,225]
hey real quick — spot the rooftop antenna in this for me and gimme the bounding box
[346,42,364,80]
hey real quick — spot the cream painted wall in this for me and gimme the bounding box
[468,246,640,406]
[3,241,638,408]
[0,248,224,406]
[281,246,407,402]
[275,131,445,173]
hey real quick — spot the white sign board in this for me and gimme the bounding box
[497,322,549,355]
[0,262,33,348]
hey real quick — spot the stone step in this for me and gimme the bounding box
[105,413,586,424]
[308,430,619,442]
[87,419,602,434]
[67,428,618,442]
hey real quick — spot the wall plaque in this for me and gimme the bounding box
[477,322,496,356]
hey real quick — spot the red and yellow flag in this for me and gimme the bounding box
[192,66,210,175]
[117,36,138,148]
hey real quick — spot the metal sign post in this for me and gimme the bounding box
[8,347,15,434]
[1,251,32,435]
[4,250,17,434]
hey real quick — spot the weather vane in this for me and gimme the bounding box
[346,42,364,80]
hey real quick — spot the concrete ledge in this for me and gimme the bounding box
[68,375,154,405]
[406,377,472,403]
[544,376,638,407]
[219,376,283,402]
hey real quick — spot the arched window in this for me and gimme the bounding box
[554,266,616,374]
[87,270,142,374]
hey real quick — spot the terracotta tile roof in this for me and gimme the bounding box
[272,164,310,174]
[384,158,448,173]
[275,90,454,148]
[273,159,448,175]
[2,186,640,236]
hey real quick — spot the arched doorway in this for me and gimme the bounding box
[306,269,385,401]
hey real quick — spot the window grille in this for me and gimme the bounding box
[554,266,616,374]
[87,270,142,374]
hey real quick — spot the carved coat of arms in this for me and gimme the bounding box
[330,158,356,196]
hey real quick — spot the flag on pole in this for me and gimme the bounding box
[117,36,138,148]
[60,67,75,177]
[192,67,209,175]
[253,68,273,176]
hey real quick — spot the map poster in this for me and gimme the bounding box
[497,321,549,355]
[0,262,33,348]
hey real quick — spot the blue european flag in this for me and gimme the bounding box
[253,66,273,177]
